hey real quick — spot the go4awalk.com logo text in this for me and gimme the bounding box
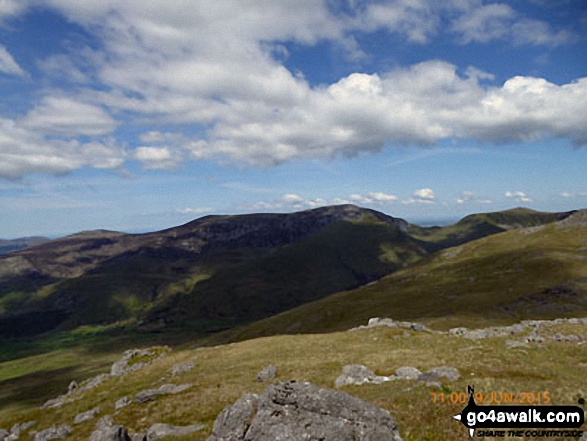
[453,386,585,438]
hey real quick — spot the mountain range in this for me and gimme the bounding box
[0,204,580,340]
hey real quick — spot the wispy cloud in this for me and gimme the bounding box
[403,188,436,204]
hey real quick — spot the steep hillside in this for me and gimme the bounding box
[215,220,587,343]
[0,205,419,337]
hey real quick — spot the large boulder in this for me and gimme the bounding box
[207,381,403,441]
[89,416,131,441]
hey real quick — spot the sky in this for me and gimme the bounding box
[0,0,586,238]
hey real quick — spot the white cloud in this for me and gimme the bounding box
[403,188,436,204]
[560,191,587,198]
[457,190,493,204]
[176,207,213,215]
[0,117,125,179]
[0,45,26,76]
[134,146,182,170]
[505,190,532,203]
[20,96,117,137]
[0,1,585,178]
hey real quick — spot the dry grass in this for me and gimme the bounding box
[1,322,585,441]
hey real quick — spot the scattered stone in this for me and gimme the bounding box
[135,384,192,404]
[418,366,461,382]
[170,362,195,376]
[74,407,100,424]
[552,334,581,342]
[425,381,443,389]
[523,336,544,344]
[395,366,421,380]
[0,429,9,440]
[402,331,411,338]
[115,397,131,410]
[256,365,277,383]
[208,381,403,441]
[33,425,72,441]
[335,364,391,387]
[145,423,204,440]
[353,317,436,333]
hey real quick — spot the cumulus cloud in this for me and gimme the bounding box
[402,188,436,204]
[0,117,125,179]
[0,45,26,76]
[457,190,493,204]
[505,190,532,203]
[244,191,398,212]
[134,146,182,170]
[0,1,585,178]
[20,96,117,137]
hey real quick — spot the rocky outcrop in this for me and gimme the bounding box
[135,384,192,404]
[33,425,71,441]
[351,318,437,333]
[144,423,204,440]
[110,348,169,377]
[207,381,403,441]
[256,365,276,383]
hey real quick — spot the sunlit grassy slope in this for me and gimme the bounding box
[213,222,587,343]
[1,322,585,441]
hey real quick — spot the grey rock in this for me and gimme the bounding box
[170,362,195,376]
[110,348,169,377]
[67,381,78,395]
[41,396,66,409]
[0,429,9,440]
[145,423,204,440]
[208,381,403,441]
[135,384,192,404]
[256,365,277,383]
[115,397,131,410]
[523,336,544,344]
[33,425,72,441]
[418,366,461,382]
[74,407,100,424]
[96,417,114,430]
[10,421,36,436]
[395,366,422,380]
[89,425,130,441]
[335,364,380,387]
[210,393,259,441]
[79,374,110,393]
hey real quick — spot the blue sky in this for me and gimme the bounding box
[0,0,586,238]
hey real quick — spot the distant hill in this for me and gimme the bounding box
[217,218,587,343]
[0,205,577,339]
[0,236,50,256]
